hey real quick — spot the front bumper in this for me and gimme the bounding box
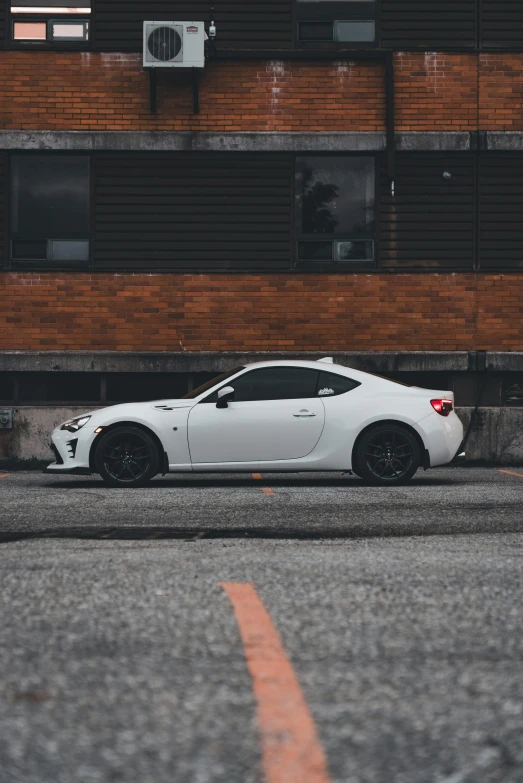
[46,425,96,474]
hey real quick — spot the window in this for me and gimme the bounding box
[317,371,360,396]
[296,1,376,46]
[296,156,375,266]
[10,155,90,266]
[203,367,321,403]
[11,1,90,44]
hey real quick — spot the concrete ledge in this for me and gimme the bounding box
[0,350,480,373]
[486,132,523,151]
[0,130,474,153]
[396,132,471,152]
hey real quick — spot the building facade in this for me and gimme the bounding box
[0,0,522,466]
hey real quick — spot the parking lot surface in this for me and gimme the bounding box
[0,467,522,783]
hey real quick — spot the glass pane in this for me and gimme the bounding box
[297,241,333,261]
[336,20,375,41]
[297,156,375,236]
[11,155,90,241]
[13,21,47,39]
[298,22,333,40]
[11,240,47,259]
[336,239,374,261]
[49,239,89,261]
[51,21,88,39]
[229,367,320,402]
[317,371,359,397]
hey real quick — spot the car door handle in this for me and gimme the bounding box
[293,409,316,417]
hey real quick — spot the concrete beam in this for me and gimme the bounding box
[486,132,523,151]
[396,132,471,152]
[0,350,474,374]
[0,130,473,153]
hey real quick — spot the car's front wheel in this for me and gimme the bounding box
[95,426,159,487]
[355,423,421,486]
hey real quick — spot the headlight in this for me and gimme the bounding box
[60,415,91,433]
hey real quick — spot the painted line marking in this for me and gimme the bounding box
[498,469,523,479]
[0,474,9,479]
[252,473,262,480]
[261,487,275,496]
[219,582,332,783]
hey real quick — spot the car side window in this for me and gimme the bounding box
[202,367,320,403]
[317,371,360,397]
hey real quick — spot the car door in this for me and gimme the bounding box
[188,366,325,464]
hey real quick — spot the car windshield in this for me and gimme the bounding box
[182,367,245,399]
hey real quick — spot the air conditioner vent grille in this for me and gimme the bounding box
[147,25,182,62]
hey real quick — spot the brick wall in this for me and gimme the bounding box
[479,55,523,130]
[394,53,478,131]
[2,51,523,132]
[0,54,384,132]
[1,273,521,352]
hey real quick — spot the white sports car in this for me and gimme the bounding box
[47,358,464,487]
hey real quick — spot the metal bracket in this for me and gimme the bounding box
[149,69,157,114]
[192,69,200,114]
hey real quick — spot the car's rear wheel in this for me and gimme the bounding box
[95,426,159,487]
[355,424,420,486]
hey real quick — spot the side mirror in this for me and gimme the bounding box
[216,385,235,408]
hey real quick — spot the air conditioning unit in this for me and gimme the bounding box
[143,21,205,68]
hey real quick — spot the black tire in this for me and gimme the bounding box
[95,426,160,488]
[355,423,421,486]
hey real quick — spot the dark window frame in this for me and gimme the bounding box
[8,150,92,270]
[293,152,378,271]
[294,0,378,50]
[7,0,92,51]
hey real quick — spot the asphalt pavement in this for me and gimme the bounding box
[0,467,522,783]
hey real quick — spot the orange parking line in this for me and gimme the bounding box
[261,487,275,496]
[219,582,332,783]
[0,474,9,479]
[252,473,262,480]
[498,469,523,479]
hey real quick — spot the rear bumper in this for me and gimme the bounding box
[451,441,466,464]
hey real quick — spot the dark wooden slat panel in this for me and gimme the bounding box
[94,0,293,51]
[379,154,475,269]
[480,1,523,48]
[93,152,293,270]
[381,1,476,49]
[479,154,523,270]
[0,0,6,49]
[0,152,6,267]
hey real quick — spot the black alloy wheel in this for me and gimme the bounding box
[95,426,159,487]
[355,423,420,486]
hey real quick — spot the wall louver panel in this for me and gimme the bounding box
[480,1,523,49]
[94,0,293,51]
[0,153,7,268]
[93,153,293,270]
[479,155,523,270]
[379,155,475,269]
[0,0,6,49]
[380,1,477,49]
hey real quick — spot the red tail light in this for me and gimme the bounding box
[431,398,454,416]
